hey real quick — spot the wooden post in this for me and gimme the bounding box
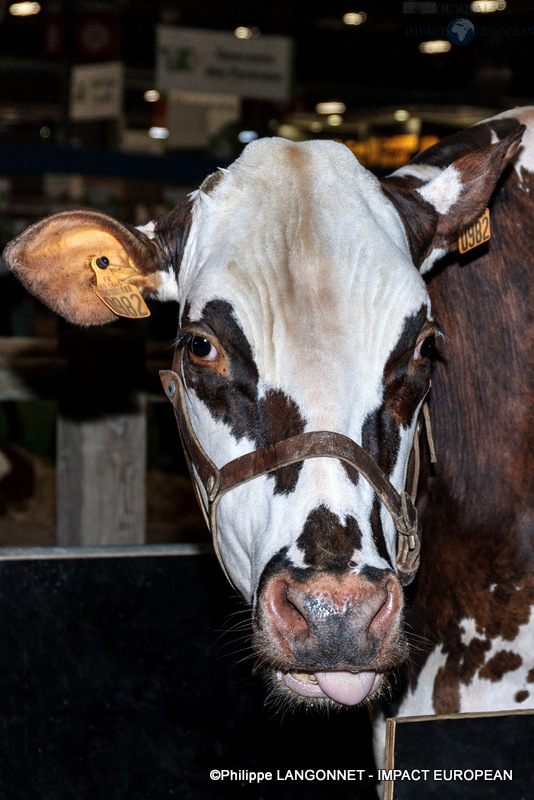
[56,325,146,547]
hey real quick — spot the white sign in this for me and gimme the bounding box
[70,62,123,121]
[165,91,240,149]
[156,26,292,101]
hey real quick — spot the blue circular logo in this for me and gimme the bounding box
[447,17,475,46]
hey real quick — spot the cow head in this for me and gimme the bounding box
[4,123,523,708]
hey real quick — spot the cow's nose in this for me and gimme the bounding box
[261,571,402,671]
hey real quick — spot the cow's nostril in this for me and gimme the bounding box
[369,578,401,636]
[267,579,310,639]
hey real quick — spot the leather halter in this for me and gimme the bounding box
[160,366,427,589]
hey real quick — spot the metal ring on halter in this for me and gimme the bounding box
[160,367,430,589]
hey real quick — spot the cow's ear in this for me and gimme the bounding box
[381,123,525,274]
[3,208,169,326]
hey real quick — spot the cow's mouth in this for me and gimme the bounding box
[276,668,382,706]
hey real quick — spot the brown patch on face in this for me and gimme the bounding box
[361,305,431,476]
[515,690,529,703]
[259,389,306,493]
[181,299,307,494]
[478,650,523,682]
[352,306,432,567]
[153,195,195,271]
[527,669,534,684]
[296,505,362,571]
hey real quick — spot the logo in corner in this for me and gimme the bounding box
[447,17,475,46]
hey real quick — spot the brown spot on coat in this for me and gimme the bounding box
[392,144,534,717]
[459,637,491,684]
[515,690,529,703]
[479,651,523,682]
[433,662,461,715]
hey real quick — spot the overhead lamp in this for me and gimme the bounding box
[419,40,452,53]
[470,0,505,11]
[238,130,259,143]
[394,109,410,121]
[9,2,41,15]
[343,12,366,25]
[316,101,346,115]
[144,90,161,103]
[149,127,169,139]
[234,26,260,39]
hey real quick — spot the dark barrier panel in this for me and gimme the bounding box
[0,549,377,800]
[385,710,534,800]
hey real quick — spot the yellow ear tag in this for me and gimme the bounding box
[458,208,491,254]
[91,256,150,319]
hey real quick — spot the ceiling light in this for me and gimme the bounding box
[238,130,258,143]
[343,12,366,25]
[144,90,160,103]
[316,101,346,115]
[419,40,452,54]
[327,114,343,126]
[394,109,410,121]
[235,26,260,39]
[470,0,505,11]
[9,2,41,15]
[149,127,169,139]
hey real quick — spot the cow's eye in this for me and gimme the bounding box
[187,335,218,362]
[413,334,436,362]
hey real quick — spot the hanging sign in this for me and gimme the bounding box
[156,25,292,101]
[70,62,124,121]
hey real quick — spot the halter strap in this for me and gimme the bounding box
[160,368,433,588]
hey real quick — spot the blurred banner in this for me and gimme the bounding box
[70,62,124,121]
[156,26,292,101]
[165,91,240,149]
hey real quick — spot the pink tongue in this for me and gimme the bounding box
[314,670,377,706]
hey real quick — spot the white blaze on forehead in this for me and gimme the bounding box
[180,137,428,429]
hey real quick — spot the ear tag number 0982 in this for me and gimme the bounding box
[91,257,151,319]
[458,208,491,254]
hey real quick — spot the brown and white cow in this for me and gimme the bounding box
[4,109,533,723]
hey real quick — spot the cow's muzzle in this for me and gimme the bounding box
[256,568,406,706]
[160,369,430,589]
